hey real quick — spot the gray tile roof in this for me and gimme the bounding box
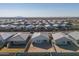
[68,31,79,40]
[8,33,30,41]
[0,32,16,40]
[31,32,49,41]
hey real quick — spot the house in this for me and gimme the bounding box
[9,24,17,29]
[25,24,35,30]
[0,32,16,42]
[0,24,17,30]
[35,24,45,31]
[58,21,72,30]
[53,23,59,30]
[7,33,30,48]
[31,32,49,44]
[68,31,79,47]
[0,25,9,30]
[31,32,52,49]
[0,32,16,48]
[58,23,67,30]
[0,35,5,48]
[15,25,25,30]
[45,24,53,30]
[52,32,72,45]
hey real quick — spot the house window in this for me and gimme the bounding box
[67,41,71,45]
[63,41,65,44]
[44,40,47,42]
[36,40,41,43]
[62,41,67,44]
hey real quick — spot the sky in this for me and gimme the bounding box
[0,3,79,17]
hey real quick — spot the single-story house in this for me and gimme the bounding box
[25,25,35,30]
[0,32,16,42]
[15,25,25,30]
[0,32,16,48]
[0,35,5,48]
[58,21,72,30]
[52,32,73,45]
[7,33,30,48]
[35,24,45,30]
[45,24,53,30]
[0,25,9,30]
[31,32,52,49]
[58,23,67,29]
[31,32,49,44]
[9,24,17,30]
[68,31,79,47]
[53,23,59,29]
